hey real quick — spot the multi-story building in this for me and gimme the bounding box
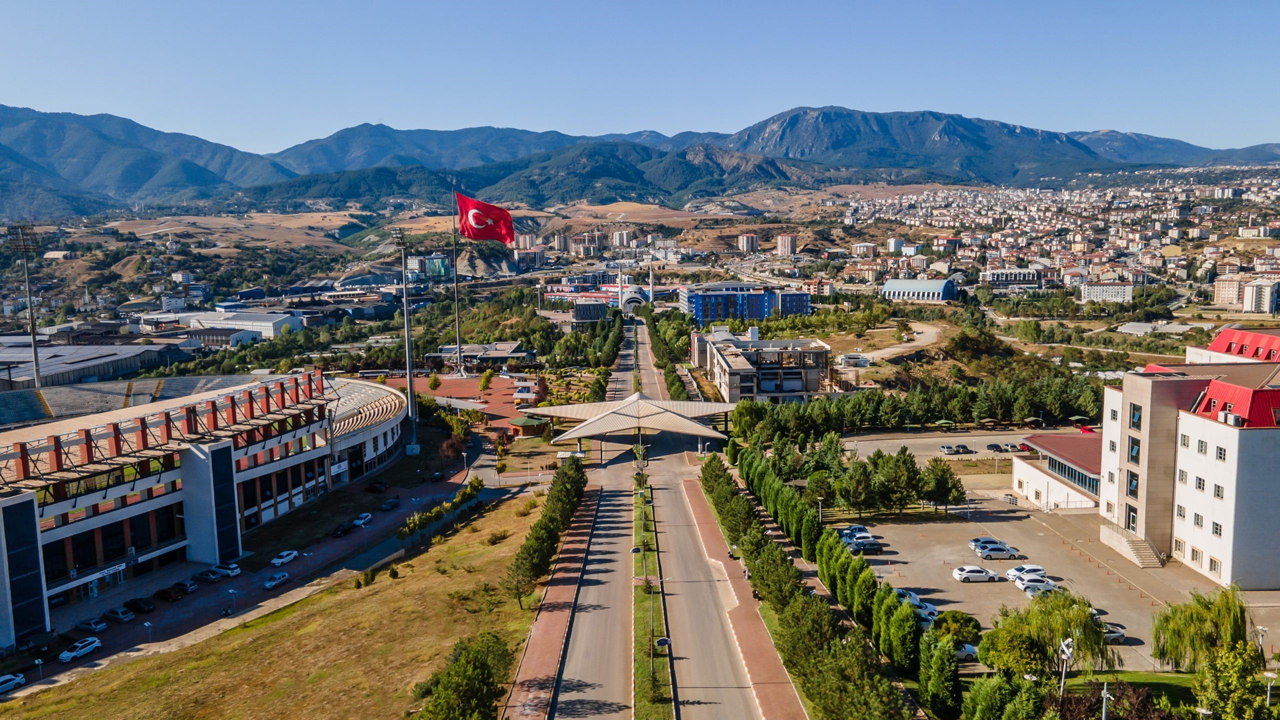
[737,234,759,254]
[570,299,609,331]
[980,268,1042,291]
[1214,275,1246,307]
[775,234,797,257]
[1187,326,1280,364]
[0,371,405,646]
[679,282,810,326]
[1081,282,1135,303]
[689,326,830,403]
[1243,278,1279,314]
[880,279,957,302]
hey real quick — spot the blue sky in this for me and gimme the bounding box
[3,1,1277,153]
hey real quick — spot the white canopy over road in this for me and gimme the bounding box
[521,392,737,443]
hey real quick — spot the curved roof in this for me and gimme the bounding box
[524,392,736,443]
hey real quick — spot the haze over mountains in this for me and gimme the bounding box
[2,103,1279,220]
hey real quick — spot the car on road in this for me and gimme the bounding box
[271,550,298,567]
[978,545,1022,560]
[212,563,241,578]
[103,607,134,623]
[75,617,107,633]
[940,445,957,455]
[380,497,402,512]
[363,481,389,494]
[852,539,884,555]
[155,586,185,602]
[954,444,972,454]
[952,565,998,583]
[59,637,101,663]
[1015,575,1057,592]
[263,572,289,590]
[193,569,222,584]
[986,443,1004,452]
[956,643,979,662]
[173,579,199,594]
[1005,564,1046,582]
[1002,443,1022,453]
[123,597,156,614]
[331,522,355,538]
[1103,623,1126,645]
[0,673,24,694]
[352,512,373,528]
[969,536,1001,550]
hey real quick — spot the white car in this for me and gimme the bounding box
[1015,575,1056,592]
[263,572,290,590]
[848,531,874,544]
[907,598,938,618]
[211,563,241,577]
[0,673,24,694]
[1103,623,1126,645]
[1005,564,1046,582]
[270,550,298,567]
[352,513,373,528]
[940,445,957,455]
[968,536,1000,550]
[955,643,979,662]
[1025,584,1060,600]
[977,545,1021,560]
[843,525,869,536]
[59,637,101,663]
[952,565,998,583]
[895,589,922,605]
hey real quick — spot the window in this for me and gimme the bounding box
[1128,436,1141,465]
[1110,409,1118,422]
[1216,447,1227,462]
[1225,403,1234,412]
[1194,513,1204,528]
[1178,469,1188,484]
[1197,440,1208,455]
[1109,440,1117,453]
[1108,471,1115,484]
[1210,399,1218,412]
[1106,501,1115,514]
[1176,505,1186,519]
[1174,538,1185,555]
[1126,471,1140,499]
[1196,476,1205,491]
[1191,547,1202,565]
[1129,403,1143,430]
[1034,490,1042,501]
[1180,434,1189,448]
[1214,484,1224,499]
[1209,557,1221,576]
[1212,522,1222,537]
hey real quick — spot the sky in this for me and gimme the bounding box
[4,1,1278,154]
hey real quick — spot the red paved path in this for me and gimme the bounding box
[503,485,601,720]
[682,478,808,720]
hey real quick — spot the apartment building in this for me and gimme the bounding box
[775,234,797,257]
[689,326,830,403]
[980,268,1042,291]
[1214,275,1246,307]
[1244,278,1280,314]
[737,234,759,254]
[1081,282,1135,303]
[679,282,811,325]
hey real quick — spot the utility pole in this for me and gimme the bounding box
[390,227,419,455]
[6,226,42,388]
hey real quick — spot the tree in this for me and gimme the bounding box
[1152,584,1253,672]
[992,590,1118,672]
[921,457,966,511]
[1193,641,1269,720]
[977,626,1051,680]
[501,557,536,610]
[777,594,840,678]
[428,373,442,391]
[929,635,962,720]
[478,368,495,391]
[417,633,512,720]
[932,610,981,645]
[800,513,820,562]
[726,438,739,465]
[918,630,938,709]
[962,675,1016,720]
[889,602,920,674]
[874,583,897,657]
[853,568,879,628]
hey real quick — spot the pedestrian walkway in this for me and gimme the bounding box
[682,478,807,720]
[504,485,601,720]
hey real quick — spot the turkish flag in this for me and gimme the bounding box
[456,192,516,244]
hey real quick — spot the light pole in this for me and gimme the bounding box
[5,226,42,388]
[302,552,313,580]
[818,497,824,526]
[1266,671,1277,707]
[33,659,42,681]
[390,227,420,455]
[1195,709,1212,718]
[228,588,239,614]
[143,621,152,643]
[1257,625,1269,657]
[1101,682,1113,720]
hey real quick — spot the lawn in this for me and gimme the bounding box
[1064,670,1196,707]
[2,495,541,720]
[634,486,674,719]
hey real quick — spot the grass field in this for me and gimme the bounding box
[1,496,540,720]
[634,487,674,720]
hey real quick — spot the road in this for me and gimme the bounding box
[845,427,1083,463]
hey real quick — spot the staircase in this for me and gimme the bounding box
[1099,517,1165,569]
[1124,536,1164,569]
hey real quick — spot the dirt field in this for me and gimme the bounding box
[101,213,356,252]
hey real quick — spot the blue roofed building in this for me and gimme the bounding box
[880,278,957,302]
[679,282,811,325]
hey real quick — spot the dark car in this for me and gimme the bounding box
[193,569,222,584]
[364,481,389,494]
[854,539,884,555]
[430,471,443,482]
[123,597,156,614]
[985,443,1003,452]
[954,444,972,454]
[332,522,355,538]
[154,586,185,602]
[380,497,402,512]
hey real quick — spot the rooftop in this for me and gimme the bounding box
[1024,432,1103,476]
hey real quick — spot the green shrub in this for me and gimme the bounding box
[388,565,399,580]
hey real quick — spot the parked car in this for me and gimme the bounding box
[263,572,290,590]
[952,565,998,583]
[969,536,1000,550]
[0,673,24,694]
[842,524,868,536]
[271,550,298,567]
[956,643,979,662]
[430,471,444,482]
[954,444,972,454]
[331,522,355,538]
[1103,623,1126,645]
[973,540,1009,554]
[1002,443,1022,453]
[211,563,241,577]
[1018,443,1033,452]
[978,545,1021,560]
[986,443,1004,452]
[352,512,373,528]
[59,637,101,663]
[364,481,389,494]
[908,598,939,618]
[173,579,199,594]
[193,570,222,584]
[380,497,402,512]
[1015,575,1057,592]
[103,607,134,623]
[75,617,107,633]
[895,589,922,605]
[123,597,156,614]
[155,586,185,602]
[1025,585,1060,600]
[1005,564,1046,582]
[848,531,874,543]
[853,539,884,555]
[940,445,957,455]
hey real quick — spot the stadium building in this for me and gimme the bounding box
[0,370,405,648]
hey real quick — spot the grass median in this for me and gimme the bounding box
[633,484,674,720]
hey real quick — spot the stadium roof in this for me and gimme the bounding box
[523,392,737,443]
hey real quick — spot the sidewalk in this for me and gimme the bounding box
[503,485,601,720]
[682,478,807,720]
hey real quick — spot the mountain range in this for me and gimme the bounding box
[2,103,1279,220]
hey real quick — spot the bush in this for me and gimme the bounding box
[852,567,878,628]
[478,368,495,391]
[889,601,920,674]
[928,635,963,720]
[962,675,1016,720]
[932,610,981,645]
[487,530,510,545]
[496,461,508,474]
[388,565,399,579]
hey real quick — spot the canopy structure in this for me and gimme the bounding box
[522,392,737,444]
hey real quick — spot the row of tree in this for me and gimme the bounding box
[663,364,689,400]
[634,305,692,369]
[501,456,589,608]
[413,632,514,720]
[698,455,911,720]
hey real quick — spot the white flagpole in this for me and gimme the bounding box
[450,183,468,378]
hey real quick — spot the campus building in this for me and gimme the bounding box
[980,268,1042,292]
[0,371,405,648]
[879,278,957,302]
[1011,433,1103,511]
[689,326,830,403]
[679,282,811,326]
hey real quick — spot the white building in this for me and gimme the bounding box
[775,234,797,257]
[171,272,195,284]
[737,234,759,254]
[188,312,303,339]
[1081,282,1134,303]
[1243,278,1279,314]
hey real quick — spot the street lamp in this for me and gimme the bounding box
[817,497,825,526]
[1195,709,1212,718]
[302,552,313,580]
[33,659,42,681]
[1101,682,1113,720]
[1265,671,1277,707]
[5,225,43,388]
[228,588,239,614]
[389,227,420,455]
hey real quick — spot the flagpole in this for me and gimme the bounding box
[450,182,468,378]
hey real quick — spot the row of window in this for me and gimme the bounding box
[1179,433,1227,462]
[1176,470,1226,498]
[1172,538,1222,577]
[1175,505,1224,537]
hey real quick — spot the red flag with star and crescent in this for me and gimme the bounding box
[456,192,516,245]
